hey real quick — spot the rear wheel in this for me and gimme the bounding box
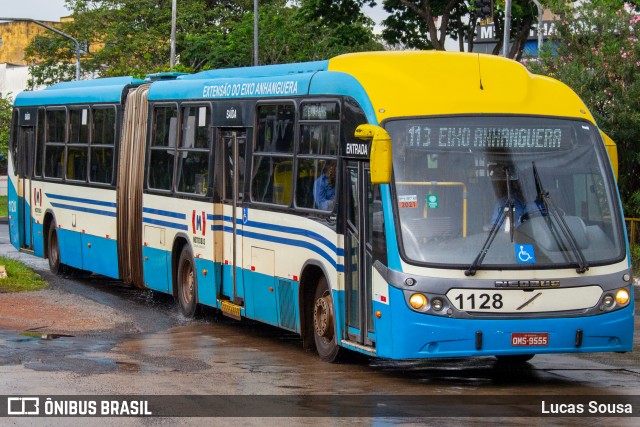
[47,221,62,275]
[177,246,197,318]
[313,276,344,362]
[495,354,535,363]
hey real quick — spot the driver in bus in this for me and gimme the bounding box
[313,161,336,210]
[484,164,525,232]
[484,164,547,231]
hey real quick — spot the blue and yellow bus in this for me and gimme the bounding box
[8,51,633,362]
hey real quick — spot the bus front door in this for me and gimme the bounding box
[219,129,247,318]
[343,160,375,348]
[17,126,35,251]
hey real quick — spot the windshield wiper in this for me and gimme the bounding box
[465,167,515,276]
[532,162,589,274]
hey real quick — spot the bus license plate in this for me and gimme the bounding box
[511,332,549,346]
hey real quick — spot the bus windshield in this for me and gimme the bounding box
[385,116,624,270]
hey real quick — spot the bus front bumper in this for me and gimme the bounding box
[372,286,634,360]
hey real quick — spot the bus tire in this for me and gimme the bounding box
[47,221,62,275]
[313,276,343,362]
[176,246,197,318]
[495,354,535,363]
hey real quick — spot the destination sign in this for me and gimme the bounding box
[301,102,339,120]
[405,125,569,151]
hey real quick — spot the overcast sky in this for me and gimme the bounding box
[1,0,71,21]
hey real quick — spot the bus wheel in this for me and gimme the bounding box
[47,222,62,275]
[177,246,197,318]
[495,354,535,363]
[313,276,343,362]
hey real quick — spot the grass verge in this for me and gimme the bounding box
[0,195,7,217]
[0,256,48,292]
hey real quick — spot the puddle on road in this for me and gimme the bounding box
[1,320,637,395]
[20,331,75,341]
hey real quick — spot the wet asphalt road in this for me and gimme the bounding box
[0,224,639,426]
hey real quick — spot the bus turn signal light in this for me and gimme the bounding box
[409,294,427,310]
[616,289,630,305]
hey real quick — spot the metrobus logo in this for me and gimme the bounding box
[192,211,206,236]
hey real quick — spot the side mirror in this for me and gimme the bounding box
[355,124,392,185]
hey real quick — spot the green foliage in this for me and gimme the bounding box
[25,0,381,85]
[0,256,48,293]
[0,95,12,166]
[380,0,537,57]
[527,0,640,216]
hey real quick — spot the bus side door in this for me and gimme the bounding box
[219,128,247,308]
[16,117,36,251]
[343,160,377,348]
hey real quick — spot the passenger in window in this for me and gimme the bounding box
[313,161,336,210]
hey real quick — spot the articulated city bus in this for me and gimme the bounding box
[8,51,633,362]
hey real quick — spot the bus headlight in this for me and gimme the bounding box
[603,295,615,307]
[409,293,427,310]
[431,298,444,311]
[616,289,630,306]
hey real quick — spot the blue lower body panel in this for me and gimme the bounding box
[82,234,118,277]
[372,286,635,359]
[33,222,45,257]
[57,229,83,270]
[56,229,119,278]
[142,246,170,293]
[221,263,245,300]
[245,270,278,326]
[196,258,219,307]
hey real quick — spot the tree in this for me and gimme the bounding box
[24,0,381,86]
[527,0,640,216]
[26,0,249,83]
[184,0,382,68]
[380,0,537,58]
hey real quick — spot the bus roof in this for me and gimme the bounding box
[326,51,595,124]
[15,52,594,125]
[14,76,144,107]
[147,51,594,125]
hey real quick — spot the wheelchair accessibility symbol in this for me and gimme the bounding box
[243,208,249,225]
[515,244,536,264]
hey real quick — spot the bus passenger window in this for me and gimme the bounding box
[177,105,210,195]
[90,107,116,184]
[44,109,66,179]
[35,108,45,177]
[296,101,339,211]
[148,105,178,191]
[67,108,89,181]
[252,104,294,205]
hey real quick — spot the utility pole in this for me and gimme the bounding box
[254,0,258,66]
[503,0,512,57]
[0,17,81,80]
[170,0,177,70]
[531,0,544,58]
